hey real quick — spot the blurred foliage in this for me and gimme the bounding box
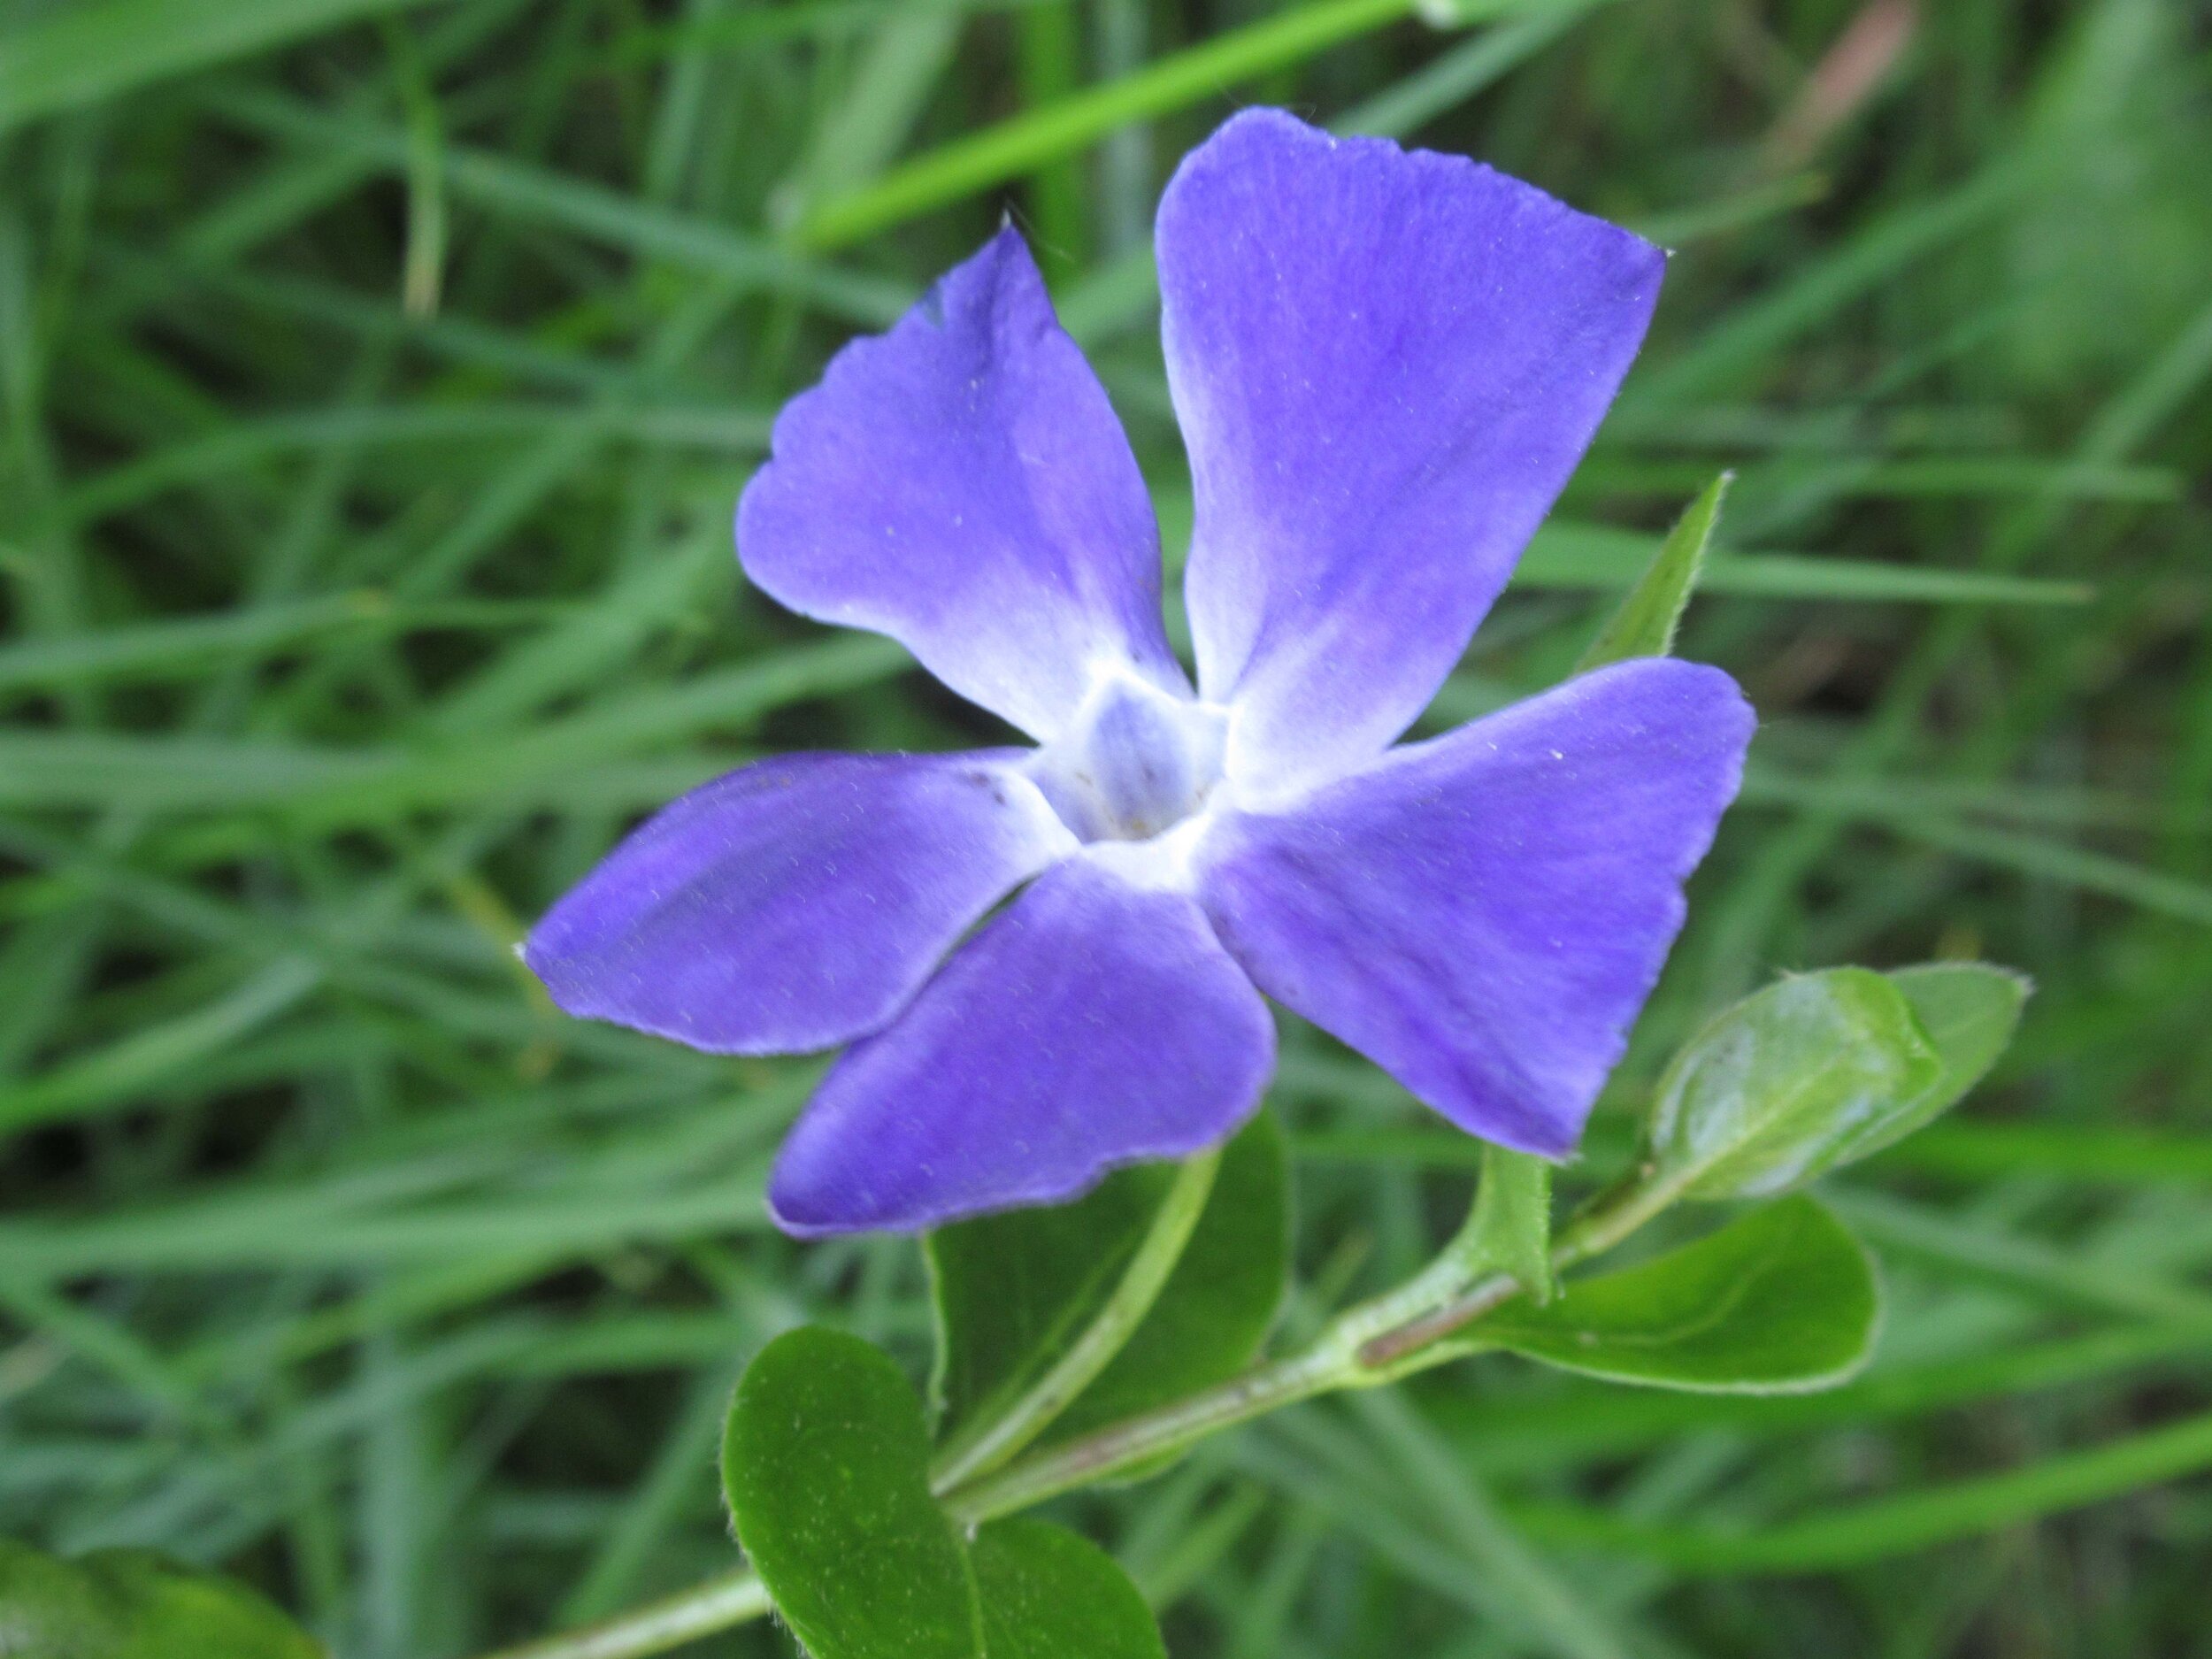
[2,1,2210,1656]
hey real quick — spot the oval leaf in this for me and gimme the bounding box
[723,1328,979,1659]
[1877,962,2030,1150]
[1645,967,1946,1200]
[928,1109,1287,1450]
[971,1519,1165,1659]
[1472,1196,1880,1393]
[0,1539,325,1658]
[0,1537,118,1658]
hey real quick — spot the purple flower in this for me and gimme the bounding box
[525,110,1755,1237]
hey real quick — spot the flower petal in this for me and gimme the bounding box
[1195,659,1753,1156]
[524,751,1074,1055]
[1158,109,1665,793]
[768,859,1274,1235]
[736,227,1184,741]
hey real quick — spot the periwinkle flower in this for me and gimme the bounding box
[525,110,1754,1236]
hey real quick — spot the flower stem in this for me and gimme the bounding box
[471,1567,771,1659]
[463,1158,1683,1659]
[947,1339,1348,1524]
[929,1145,1223,1492]
[950,1170,1678,1517]
[1350,1171,1677,1368]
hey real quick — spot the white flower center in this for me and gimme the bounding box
[1025,672,1229,847]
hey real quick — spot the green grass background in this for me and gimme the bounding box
[3,0,2211,1654]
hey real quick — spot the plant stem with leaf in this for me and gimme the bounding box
[928,1144,1222,1491]
[471,1160,1675,1659]
[945,1169,1667,1520]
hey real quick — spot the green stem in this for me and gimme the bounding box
[929,1145,1222,1492]
[472,1567,771,1659]
[1350,1173,1677,1368]
[948,1337,1350,1525]
[952,1171,1683,1518]
[939,1278,1519,1525]
[1555,1169,1690,1271]
[466,1164,1678,1659]
[947,1174,1660,1521]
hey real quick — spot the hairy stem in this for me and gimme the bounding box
[951,1172,1671,1515]
[465,1164,1678,1659]
[472,1567,771,1659]
[947,1339,1348,1524]
[929,1144,1222,1492]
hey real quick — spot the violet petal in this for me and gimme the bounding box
[1158,109,1665,793]
[737,227,1185,741]
[1195,659,1754,1156]
[769,858,1275,1235]
[524,751,1073,1055]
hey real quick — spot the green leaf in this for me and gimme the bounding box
[723,1333,1165,1659]
[0,1538,114,1657]
[1880,963,2032,1147]
[1051,1110,1289,1443]
[1466,1143,1554,1302]
[1575,472,1731,672]
[971,1520,1167,1659]
[1643,968,1947,1200]
[928,1110,1287,1453]
[1473,1197,1881,1393]
[0,1539,326,1658]
[722,1329,979,1659]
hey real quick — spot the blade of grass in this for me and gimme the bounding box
[1828,1187,2212,1323]
[0,957,322,1135]
[1510,1405,2212,1573]
[556,1359,745,1624]
[1523,523,2092,605]
[211,91,911,326]
[1352,1390,1638,1659]
[794,0,1424,249]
